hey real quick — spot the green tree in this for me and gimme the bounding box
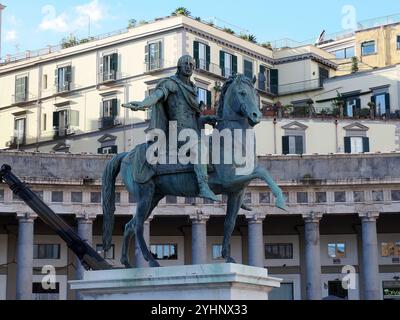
[239,33,257,43]
[172,7,191,16]
[351,56,359,73]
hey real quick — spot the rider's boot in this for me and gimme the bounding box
[194,164,219,202]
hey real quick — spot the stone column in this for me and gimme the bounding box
[16,212,37,300]
[135,217,152,268]
[359,212,380,300]
[190,212,209,265]
[75,213,95,281]
[246,214,265,268]
[303,212,323,300]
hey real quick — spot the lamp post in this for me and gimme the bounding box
[0,4,5,59]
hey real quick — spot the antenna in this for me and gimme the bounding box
[315,30,326,45]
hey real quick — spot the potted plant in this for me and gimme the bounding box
[368,101,376,120]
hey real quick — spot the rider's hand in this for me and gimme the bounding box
[203,115,218,127]
[122,102,147,111]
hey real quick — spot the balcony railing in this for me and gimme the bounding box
[6,136,26,148]
[53,127,76,139]
[144,59,177,73]
[56,81,71,93]
[278,78,323,95]
[98,70,120,83]
[98,117,120,130]
[11,93,37,104]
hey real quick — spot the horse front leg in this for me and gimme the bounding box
[222,191,244,264]
[121,218,135,268]
[254,166,286,210]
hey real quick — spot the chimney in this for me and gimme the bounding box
[0,4,5,59]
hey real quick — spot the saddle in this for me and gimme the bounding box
[126,143,214,184]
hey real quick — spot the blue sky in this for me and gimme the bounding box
[1,0,399,57]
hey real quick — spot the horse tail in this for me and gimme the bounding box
[102,152,127,251]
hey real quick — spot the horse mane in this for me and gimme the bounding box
[217,74,253,119]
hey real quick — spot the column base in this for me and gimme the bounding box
[69,264,282,300]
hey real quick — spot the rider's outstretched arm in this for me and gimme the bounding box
[123,89,165,110]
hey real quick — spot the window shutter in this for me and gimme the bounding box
[53,112,60,128]
[270,69,279,94]
[244,60,252,80]
[23,76,28,100]
[145,44,149,70]
[362,137,370,153]
[112,99,118,117]
[65,66,72,90]
[385,93,390,115]
[111,53,118,77]
[193,41,199,67]
[54,68,59,88]
[111,146,118,154]
[98,147,103,154]
[99,56,104,81]
[207,90,212,108]
[206,45,210,71]
[259,65,266,90]
[219,51,225,77]
[282,136,289,155]
[295,136,304,154]
[69,110,79,126]
[232,55,238,75]
[355,97,361,112]
[344,137,351,153]
[158,41,163,68]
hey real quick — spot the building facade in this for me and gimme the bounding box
[0,151,399,300]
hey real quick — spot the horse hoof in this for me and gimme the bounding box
[149,260,161,268]
[226,257,236,263]
[120,257,132,268]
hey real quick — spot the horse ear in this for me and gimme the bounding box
[252,75,257,85]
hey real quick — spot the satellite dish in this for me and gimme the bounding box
[315,30,326,45]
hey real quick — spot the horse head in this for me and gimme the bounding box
[217,74,262,127]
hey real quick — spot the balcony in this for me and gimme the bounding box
[277,78,323,96]
[11,93,37,105]
[53,127,76,139]
[98,70,120,84]
[56,82,72,94]
[98,117,121,130]
[6,136,26,149]
[194,59,230,79]
[144,59,176,74]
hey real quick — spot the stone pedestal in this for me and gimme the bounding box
[69,264,282,300]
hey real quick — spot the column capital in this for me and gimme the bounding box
[359,212,380,222]
[189,210,210,224]
[76,212,97,223]
[16,212,37,222]
[246,213,265,224]
[302,212,323,223]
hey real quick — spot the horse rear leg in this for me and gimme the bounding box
[222,191,244,263]
[121,219,135,268]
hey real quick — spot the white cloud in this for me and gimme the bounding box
[5,30,17,42]
[38,1,108,33]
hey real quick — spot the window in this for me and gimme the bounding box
[14,118,26,146]
[0,190,4,202]
[197,88,211,109]
[361,41,375,56]
[145,41,162,71]
[43,74,48,90]
[53,109,79,137]
[319,67,329,87]
[397,35,400,50]
[212,244,223,260]
[193,41,210,71]
[90,192,101,204]
[51,191,63,203]
[333,47,355,59]
[34,191,43,200]
[71,192,82,203]
[258,65,270,92]
[32,282,60,300]
[99,99,118,129]
[372,92,390,116]
[243,59,253,80]
[391,190,400,201]
[265,243,293,259]
[219,51,237,78]
[150,244,178,260]
[372,190,384,202]
[96,244,115,259]
[244,193,252,204]
[316,192,327,203]
[129,193,137,204]
[166,196,177,204]
[381,241,400,257]
[282,136,304,155]
[98,146,118,155]
[43,114,47,131]
[114,192,121,204]
[269,283,294,300]
[221,194,228,203]
[344,97,360,117]
[383,282,400,300]
[334,191,346,203]
[297,192,308,204]
[185,197,196,204]
[101,53,118,81]
[353,191,364,203]
[15,75,28,103]
[13,193,21,202]
[328,280,348,300]
[259,192,270,204]
[33,244,61,259]
[328,243,346,258]
[55,65,72,92]
[344,136,370,153]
